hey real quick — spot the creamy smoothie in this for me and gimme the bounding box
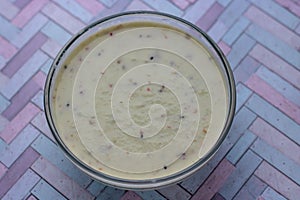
[50,21,229,181]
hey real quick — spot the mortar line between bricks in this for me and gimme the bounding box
[30,164,71,200]
[244,31,300,71]
[231,149,263,199]
[178,183,193,196]
[235,83,254,114]
[155,189,169,199]
[49,1,87,25]
[229,130,258,166]
[250,144,300,188]
[246,88,300,129]
[221,1,251,43]
[248,3,299,33]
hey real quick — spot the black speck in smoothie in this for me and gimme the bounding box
[64,65,68,69]
[140,130,144,139]
[117,60,121,64]
[163,166,167,170]
[109,32,113,36]
[139,34,142,38]
[98,52,101,56]
[66,103,70,107]
[150,56,154,60]
[122,65,126,70]
[180,115,185,119]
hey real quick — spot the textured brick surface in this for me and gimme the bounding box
[0,1,299,199]
[255,161,300,200]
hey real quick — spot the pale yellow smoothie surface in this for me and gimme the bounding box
[50,21,228,180]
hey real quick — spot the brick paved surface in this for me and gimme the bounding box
[0,0,300,199]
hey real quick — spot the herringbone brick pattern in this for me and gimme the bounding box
[0,0,300,199]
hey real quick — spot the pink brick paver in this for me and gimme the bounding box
[0,103,40,143]
[246,74,300,124]
[0,1,299,199]
[12,0,48,28]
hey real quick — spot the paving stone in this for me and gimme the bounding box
[217,0,232,7]
[251,138,300,185]
[96,186,125,200]
[222,16,250,46]
[96,0,131,19]
[255,161,300,200]
[246,94,300,145]
[249,0,300,29]
[41,21,72,46]
[227,34,255,70]
[52,0,93,23]
[255,66,300,108]
[217,41,231,55]
[219,150,262,199]
[2,78,40,120]
[121,191,143,200]
[31,179,67,200]
[233,175,267,200]
[126,0,153,11]
[171,0,190,10]
[0,103,40,143]
[76,0,105,16]
[218,0,249,27]
[42,2,85,34]
[249,44,300,90]
[1,32,47,78]
[41,38,62,58]
[233,55,260,84]
[40,59,53,74]
[0,147,39,198]
[136,190,166,200]
[14,0,31,9]
[32,70,46,89]
[12,0,48,28]
[0,36,17,59]
[245,5,300,50]
[211,193,226,200]
[0,94,10,113]
[0,0,19,20]
[31,111,55,141]
[31,156,94,200]
[31,134,92,188]
[0,50,48,99]
[86,180,106,197]
[183,0,215,23]
[99,0,118,7]
[0,124,39,167]
[157,184,191,200]
[196,2,224,31]
[181,107,256,193]
[261,187,287,200]
[276,0,300,17]
[191,158,235,200]
[207,20,227,42]
[0,161,7,179]
[31,90,44,110]
[226,130,256,165]
[0,15,19,41]
[0,115,9,133]
[142,0,183,16]
[11,13,48,48]
[2,169,40,200]
[246,24,300,70]
[246,74,300,124]
[250,118,300,166]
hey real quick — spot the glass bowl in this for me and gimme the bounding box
[44,11,236,190]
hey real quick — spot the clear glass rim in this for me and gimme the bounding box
[44,10,236,190]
